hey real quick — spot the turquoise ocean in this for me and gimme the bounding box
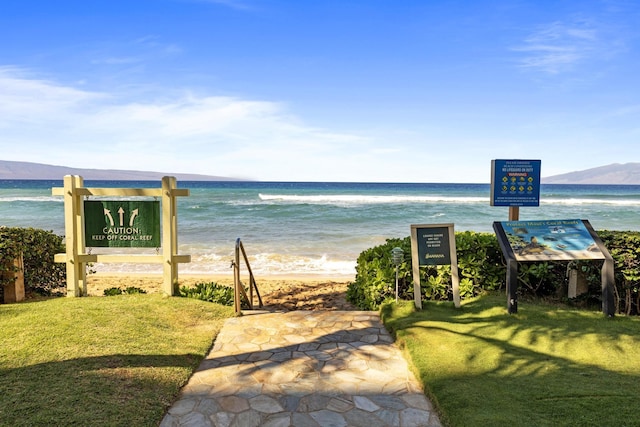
[1,180,639,277]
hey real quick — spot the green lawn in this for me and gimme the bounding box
[381,293,640,427]
[0,295,233,427]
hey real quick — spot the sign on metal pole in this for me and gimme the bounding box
[410,223,460,309]
[84,200,161,248]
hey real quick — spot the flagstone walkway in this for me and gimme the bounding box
[161,310,442,427]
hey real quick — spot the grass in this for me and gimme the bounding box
[0,294,234,427]
[381,292,640,427]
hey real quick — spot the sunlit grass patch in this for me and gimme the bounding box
[382,293,640,427]
[0,295,233,426]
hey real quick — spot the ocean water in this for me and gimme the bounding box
[1,180,639,277]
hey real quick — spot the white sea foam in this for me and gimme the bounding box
[91,251,357,276]
[0,196,62,203]
[259,194,488,204]
[541,198,640,206]
[257,193,640,207]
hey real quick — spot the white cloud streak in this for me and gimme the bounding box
[513,20,601,74]
[0,68,377,181]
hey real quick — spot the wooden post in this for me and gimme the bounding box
[506,259,518,314]
[162,176,180,296]
[1,253,25,303]
[63,175,87,297]
[602,257,616,317]
[508,206,520,221]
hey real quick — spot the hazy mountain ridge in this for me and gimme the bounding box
[541,163,640,185]
[0,160,239,181]
[1,160,639,184]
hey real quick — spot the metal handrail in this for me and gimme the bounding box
[232,238,263,313]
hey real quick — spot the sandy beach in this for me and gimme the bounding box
[86,273,357,311]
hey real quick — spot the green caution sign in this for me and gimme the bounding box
[84,200,161,248]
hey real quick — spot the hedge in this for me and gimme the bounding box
[0,227,66,300]
[346,230,640,315]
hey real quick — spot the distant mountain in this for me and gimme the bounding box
[542,163,640,185]
[0,160,240,181]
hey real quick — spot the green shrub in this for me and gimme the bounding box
[346,237,412,310]
[103,286,147,296]
[0,227,66,299]
[103,287,123,296]
[582,230,640,315]
[347,233,507,310]
[347,230,640,314]
[179,282,234,306]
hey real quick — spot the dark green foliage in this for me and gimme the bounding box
[347,230,640,314]
[103,286,147,296]
[582,230,640,315]
[103,287,123,296]
[0,227,66,299]
[346,238,412,310]
[347,233,506,310]
[179,282,235,306]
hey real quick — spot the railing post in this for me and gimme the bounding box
[233,238,262,313]
[234,239,242,314]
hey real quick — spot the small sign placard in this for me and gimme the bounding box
[414,225,452,265]
[84,200,161,248]
[410,223,460,309]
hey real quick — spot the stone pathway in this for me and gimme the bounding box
[161,310,442,427]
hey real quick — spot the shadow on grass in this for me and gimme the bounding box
[381,294,640,427]
[0,353,202,427]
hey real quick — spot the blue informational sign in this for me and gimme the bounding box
[490,159,541,207]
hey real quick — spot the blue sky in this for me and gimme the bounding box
[1,0,638,182]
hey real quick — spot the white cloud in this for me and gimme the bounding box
[0,68,380,181]
[513,20,601,74]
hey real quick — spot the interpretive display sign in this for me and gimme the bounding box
[84,200,160,248]
[490,159,541,207]
[410,224,460,309]
[493,219,615,316]
[494,219,604,261]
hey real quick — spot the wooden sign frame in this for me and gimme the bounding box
[52,176,190,297]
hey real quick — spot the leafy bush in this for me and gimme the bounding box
[347,230,640,314]
[580,230,640,315]
[0,227,66,299]
[103,286,147,296]
[179,282,234,306]
[347,233,508,310]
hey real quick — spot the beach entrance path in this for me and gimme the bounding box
[161,310,442,427]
